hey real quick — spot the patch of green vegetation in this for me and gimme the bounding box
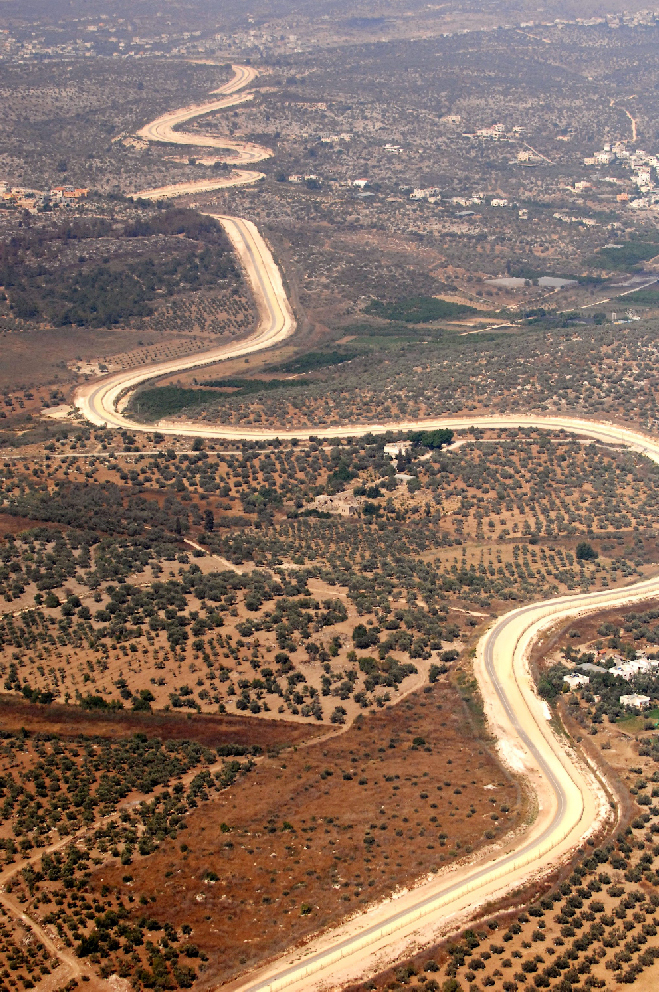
[202,377,304,395]
[408,428,454,449]
[365,296,477,323]
[616,286,659,305]
[340,321,428,340]
[129,386,221,421]
[267,350,358,374]
[590,241,659,271]
[0,208,238,329]
[538,663,569,701]
[575,541,598,561]
[131,378,306,421]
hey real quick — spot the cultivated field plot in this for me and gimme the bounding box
[1,428,658,723]
[0,680,521,990]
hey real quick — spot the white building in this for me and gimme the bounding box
[620,693,651,710]
[564,673,590,689]
[384,440,413,458]
[610,657,658,679]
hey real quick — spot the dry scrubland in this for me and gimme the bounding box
[1,429,658,719]
[2,420,659,986]
[4,5,659,990]
[0,60,232,194]
[0,680,519,990]
[349,614,659,992]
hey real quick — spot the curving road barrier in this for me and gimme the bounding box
[75,215,295,429]
[73,60,659,992]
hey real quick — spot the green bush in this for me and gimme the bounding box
[576,541,598,561]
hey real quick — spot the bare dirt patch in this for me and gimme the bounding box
[83,681,521,989]
[0,696,321,750]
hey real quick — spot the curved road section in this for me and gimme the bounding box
[75,215,295,429]
[226,575,659,992]
[136,63,271,163]
[135,168,264,203]
[74,58,659,992]
[134,64,270,201]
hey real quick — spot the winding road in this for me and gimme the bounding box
[75,214,295,429]
[133,64,270,200]
[72,64,659,992]
[136,64,271,163]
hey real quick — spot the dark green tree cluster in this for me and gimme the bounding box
[1,208,239,329]
[365,297,477,322]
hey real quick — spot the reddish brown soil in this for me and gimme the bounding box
[90,681,523,989]
[0,512,63,538]
[0,696,322,749]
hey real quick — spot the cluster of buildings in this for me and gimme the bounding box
[584,141,659,211]
[317,132,352,145]
[0,182,88,213]
[49,185,89,203]
[610,310,641,324]
[409,187,442,203]
[405,190,515,210]
[567,652,659,683]
[564,653,658,710]
[607,654,659,680]
[463,123,526,142]
[286,175,370,190]
[552,211,598,227]
[0,21,215,62]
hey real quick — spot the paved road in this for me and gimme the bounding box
[133,63,270,200]
[74,60,659,992]
[136,63,271,164]
[75,214,295,429]
[135,168,265,201]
